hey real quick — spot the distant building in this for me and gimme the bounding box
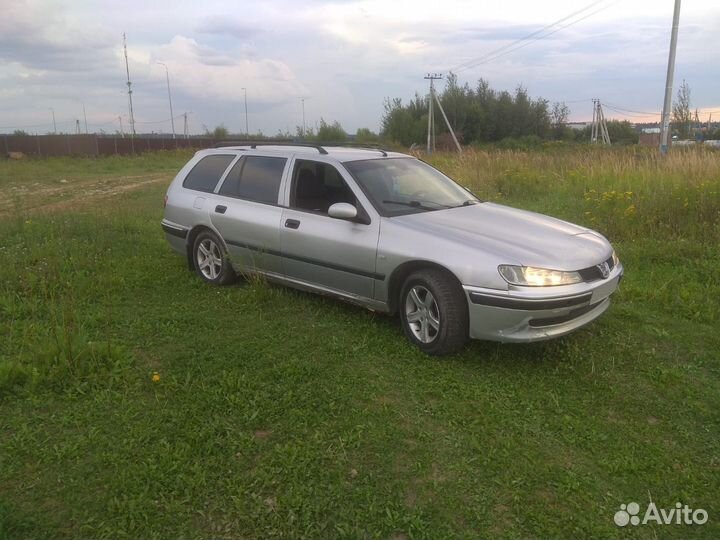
[639,132,661,147]
[565,122,589,131]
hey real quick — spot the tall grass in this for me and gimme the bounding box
[427,146,720,242]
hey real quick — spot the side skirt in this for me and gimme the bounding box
[249,269,390,313]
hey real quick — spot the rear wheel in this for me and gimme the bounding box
[399,269,469,356]
[192,231,236,285]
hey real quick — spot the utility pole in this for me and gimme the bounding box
[241,87,249,137]
[301,98,306,138]
[424,73,442,154]
[433,91,462,153]
[156,62,176,139]
[660,0,681,154]
[75,119,81,134]
[183,112,189,139]
[82,103,88,134]
[118,115,125,138]
[49,108,57,134]
[590,99,610,145]
[123,33,136,137]
[599,102,611,145]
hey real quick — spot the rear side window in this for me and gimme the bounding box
[182,154,235,193]
[219,156,286,204]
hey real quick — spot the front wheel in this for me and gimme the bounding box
[399,269,469,356]
[192,231,236,285]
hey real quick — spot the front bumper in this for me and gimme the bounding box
[463,263,623,342]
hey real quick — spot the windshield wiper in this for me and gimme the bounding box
[382,200,435,210]
[457,199,481,207]
[382,199,453,210]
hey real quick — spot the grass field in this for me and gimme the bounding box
[0,147,718,539]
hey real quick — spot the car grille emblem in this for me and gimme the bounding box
[597,261,610,279]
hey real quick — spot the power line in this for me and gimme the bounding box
[603,106,658,119]
[604,102,660,115]
[133,113,186,125]
[450,0,614,74]
[0,122,57,130]
[449,1,606,73]
[458,2,618,73]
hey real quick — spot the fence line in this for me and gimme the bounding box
[3,134,218,157]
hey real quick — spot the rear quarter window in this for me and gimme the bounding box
[219,155,286,204]
[182,154,235,193]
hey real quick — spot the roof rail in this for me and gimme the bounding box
[213,140,328,154]
[317,141,389,157]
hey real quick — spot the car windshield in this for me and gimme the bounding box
[344,157,479,216]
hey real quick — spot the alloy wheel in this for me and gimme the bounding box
[196,238,223,280]
[405,285,440,343]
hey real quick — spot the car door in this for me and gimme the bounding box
[280,157,381,299]
[209,154,289,275]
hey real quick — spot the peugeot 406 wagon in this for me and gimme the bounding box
[162,143,623,355]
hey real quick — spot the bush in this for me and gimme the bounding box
[316,118,347,142]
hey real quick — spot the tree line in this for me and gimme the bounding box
[204,77,715,147]
[382,74,563,146]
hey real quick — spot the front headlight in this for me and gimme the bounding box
[498,265,583,287]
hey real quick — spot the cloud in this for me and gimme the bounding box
[149,36,307,105]
[0,0,115,71]
[195,16,262,39]
[0,0,719,133]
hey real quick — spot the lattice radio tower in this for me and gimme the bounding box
[123,33,136,137]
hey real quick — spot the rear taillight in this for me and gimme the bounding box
[163,194,168,208]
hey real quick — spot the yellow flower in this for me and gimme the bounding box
[151,372,160,383]
[624,204,636,217]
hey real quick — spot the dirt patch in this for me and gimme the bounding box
[253,429,273,440]
[0,173,171,216]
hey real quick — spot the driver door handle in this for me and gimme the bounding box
[285,219,300,229]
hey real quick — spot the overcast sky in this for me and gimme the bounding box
[1,0,718,135]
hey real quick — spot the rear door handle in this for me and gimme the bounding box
[215,205,227,214]
[285,219,300,229]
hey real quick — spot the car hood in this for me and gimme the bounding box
[388,202,611,270]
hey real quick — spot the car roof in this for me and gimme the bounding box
[196,144,410,163]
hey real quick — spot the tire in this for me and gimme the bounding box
[399,269,469,356]
[192,230,236,285]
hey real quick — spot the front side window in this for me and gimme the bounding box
[182,154,235,193]
[219,156,286,204]
[344,158,478,216]
[290,160,357,214]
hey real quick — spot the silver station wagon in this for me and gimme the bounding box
[162,143,623,355]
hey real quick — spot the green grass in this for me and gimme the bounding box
[0,150,194,188]
[0,149,719,539]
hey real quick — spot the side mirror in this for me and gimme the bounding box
[328,202,358,220]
